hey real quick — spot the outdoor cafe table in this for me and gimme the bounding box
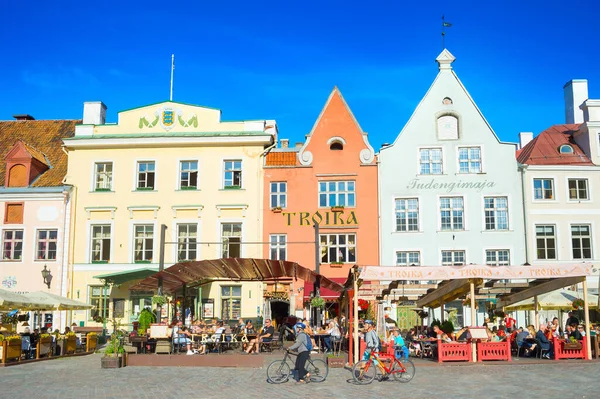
[130,335,147,354]
[312,332,330,353]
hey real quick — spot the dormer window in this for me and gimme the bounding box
[7,164,27,187]
[327,136,346,151]
[559,144,574,154]
[4,140,49,188]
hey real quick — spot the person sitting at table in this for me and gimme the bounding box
[550,317,562,338]
[455,327,470,341]
[323,321,341,353]
[235,318,245,334]
[567,323,583,340]
[171,321,196,355]
[244,320,256,334]
[536,324,553,359]
[245,319,274,354]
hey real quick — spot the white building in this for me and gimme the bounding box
[378,50,526,326]
[517,79,600,321]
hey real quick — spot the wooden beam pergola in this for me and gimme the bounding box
[496,276,586,308]
[417,278,483,308]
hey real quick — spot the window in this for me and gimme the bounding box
[269,234,287,260]
[395,199,419,232]
[396,251,420,266]
[221,285,241,321]
[112,298,125,318]
[133,225,154,262]
[559,145,574,154]
[441,250,465,266]
[89,286,109,321]
[2,230,23,260]
[458,147,482,173]
[484,197,508,230]
[179,161,198,190]
[224,160,242,188]
[36,229,58,260]
[568,179,588,200]
[4,203,23,224]
[91,225,111,262]
[94,162,113,191]
[536,225,556,259]
[320,234,356,263]
[318,181,356,207]
[8,164,27,187]
[440,197,464,230]
[136,161,155,190]
[419,148,443,175]
[177,224,197,261]
[533,179,554,200]
[571,225,592,259]
[221,223,241,258]
[330,142,343,150]
[270,182,287,208]
[485,250,510,266]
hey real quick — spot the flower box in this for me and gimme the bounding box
[87,334,98,352]
[327,356,345,368]
[564,342,582,350]
[101,355,123,368]
[1,339,22,363]
[37,336,53,358]
[64,336,77,354]
[330,206,344,212]
[271,207,283,213]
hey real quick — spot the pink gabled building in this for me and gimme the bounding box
[262,88,379,322]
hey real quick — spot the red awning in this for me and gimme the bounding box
[129,258,345,294]
[303,278,347,300]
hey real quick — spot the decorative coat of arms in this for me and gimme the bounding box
[160,108,175,130]
[139,106,198,131]
[2,276,17,289]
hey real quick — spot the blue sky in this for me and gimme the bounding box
[1,0,599,148]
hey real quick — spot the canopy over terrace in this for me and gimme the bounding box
[130,258,345,294]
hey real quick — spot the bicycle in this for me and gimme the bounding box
[352,350,415,384]
[266,349,329,383]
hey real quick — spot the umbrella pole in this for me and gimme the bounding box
[534,296,539,328]
[470,281,476,362]
[583,279,591,360]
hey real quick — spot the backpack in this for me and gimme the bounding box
[300,332,312,351]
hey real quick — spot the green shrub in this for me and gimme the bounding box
[137,308,156,335]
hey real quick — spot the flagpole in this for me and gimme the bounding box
[441,15,445,50]
[170,54,174,101]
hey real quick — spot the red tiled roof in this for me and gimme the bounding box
[516,124,593,165]
[266,151,297,166]
[0,119,79,187]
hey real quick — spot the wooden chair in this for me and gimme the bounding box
[155,339,171,354]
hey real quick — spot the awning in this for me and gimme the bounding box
[130,258,345,294]
[95,268,159,285]
[303,278,346,300]
[22,291,94,311]
[0,288,49,311]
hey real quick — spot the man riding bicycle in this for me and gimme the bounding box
[287,323,311,384]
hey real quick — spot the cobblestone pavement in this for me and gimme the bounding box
[1,354,600,399]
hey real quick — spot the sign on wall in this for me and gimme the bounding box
[406,178,496,193]
[202,299,214,318]
[281,211,359,226]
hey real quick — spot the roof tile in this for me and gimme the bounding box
[266,151,297,166]
[516,124,593,166]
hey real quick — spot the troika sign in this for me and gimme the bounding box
[406,178,496,193]
[359,264,593,281]
[281,211,358,226]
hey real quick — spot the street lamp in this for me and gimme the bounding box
[41,265,53,289]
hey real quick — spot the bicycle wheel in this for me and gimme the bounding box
[266,360,291,384]
[305,358,328,382]
[352,360,376,384]
[391,359,415,383]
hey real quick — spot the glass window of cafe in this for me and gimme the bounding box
[221,285,242,321]
[130,291,153,317]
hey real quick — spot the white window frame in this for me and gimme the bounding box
[418,148,443,175]
[220,285,242,321]
[394,198,419,232]
[179,160,199,190]
[395,251,421,266]
[439,196,464,231]
[484,196,509,231]
[441,250,466,266]
[485,249,510,266]
[223,160,242,189]
[87,221,114,264]
[93,161,113,191]
[533,178,555,200]
[176,223,198,262]
[35,228,58,261]
[221,222,242,258]
[136,160,156,190]
[318,181,356,208]
[269,234,287,260]
[319,233,357,264]
[1,229,24,261]
[567,178,589,201]
[571,224,592,260]
[457,146,482,174]
[131,223,156,263]
[270,182,287,209]
[535,224,557,260]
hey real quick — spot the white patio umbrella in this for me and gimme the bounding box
[0,288,49,311]
[504,289,598,311]
[22,291,94,311]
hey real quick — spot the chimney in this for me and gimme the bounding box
[564,80,588,124]
[83,101,107,125]
[295,142,303,148]
[13,114,35,121]
[280,139,289,148]
[519,132,534,149]
[581,99,600,123]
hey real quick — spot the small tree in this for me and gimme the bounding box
[138,308,156,335]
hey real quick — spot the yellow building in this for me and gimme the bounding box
[63,101,276,327]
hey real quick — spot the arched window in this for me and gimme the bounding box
[330,142,343,151]
[559,144,574,154]
[8,164,27,187]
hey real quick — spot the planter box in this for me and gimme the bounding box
[327,356,345,368]
[564,342,582,350]
[1,340,22,363]
[64,336,77,354]
[101,356,123,368]
[87,335,98,352]
[37,337,53,358]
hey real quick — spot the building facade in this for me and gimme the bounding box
[518,80,600,291]
[63,101,276,326]
[263,88,379,321]
[0,116,79,331]
[378,50,526,326]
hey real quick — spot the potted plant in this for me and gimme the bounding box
[330,205,345,212]
[86,332,98,352]
[64,331,77,354]
[326,352,346,368]
[572,298,585,310]
[101,334,125,368]
[271,206,283,213]
[137,308,156,335]
[311,297,326,309]
[2,335,22,362]
[151,295,167,307]
[330,261,344,267]
[37,333,53,358]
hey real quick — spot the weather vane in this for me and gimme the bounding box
[442,15,452,50]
